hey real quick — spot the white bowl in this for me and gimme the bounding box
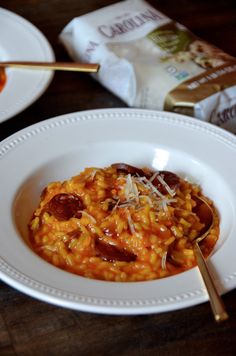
[1,108,236,315]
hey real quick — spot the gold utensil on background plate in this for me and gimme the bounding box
[0,61,100,72]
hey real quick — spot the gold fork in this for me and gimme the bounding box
[0,61,100,72]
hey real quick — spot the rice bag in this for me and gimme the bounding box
[59,0,236,132]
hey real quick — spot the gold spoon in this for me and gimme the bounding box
[0,61,100,72]
[171,195,228,322]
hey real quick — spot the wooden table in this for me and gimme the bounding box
[0,1,236,354]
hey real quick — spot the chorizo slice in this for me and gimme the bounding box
[95,238,136,262]
[112,163,146,177]
[47,193,84,221]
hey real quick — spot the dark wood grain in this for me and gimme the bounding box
[0,1,236,355]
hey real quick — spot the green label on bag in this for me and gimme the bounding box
[148,22,193,54]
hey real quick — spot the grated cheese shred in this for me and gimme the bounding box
[126,209,136,234]
[124,174,140,204]
[161,251,168,270]
[137,176,165,199]
[156,174,176,197]
[78,210,97,224]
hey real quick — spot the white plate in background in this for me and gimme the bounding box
[0,7,54,122]
[0,108,235,314]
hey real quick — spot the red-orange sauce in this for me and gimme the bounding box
[0,68,7,92]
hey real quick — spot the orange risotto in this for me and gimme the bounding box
[28,163,219,282]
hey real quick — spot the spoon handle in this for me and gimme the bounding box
[194,243,229,322]
[0,62,100,72]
